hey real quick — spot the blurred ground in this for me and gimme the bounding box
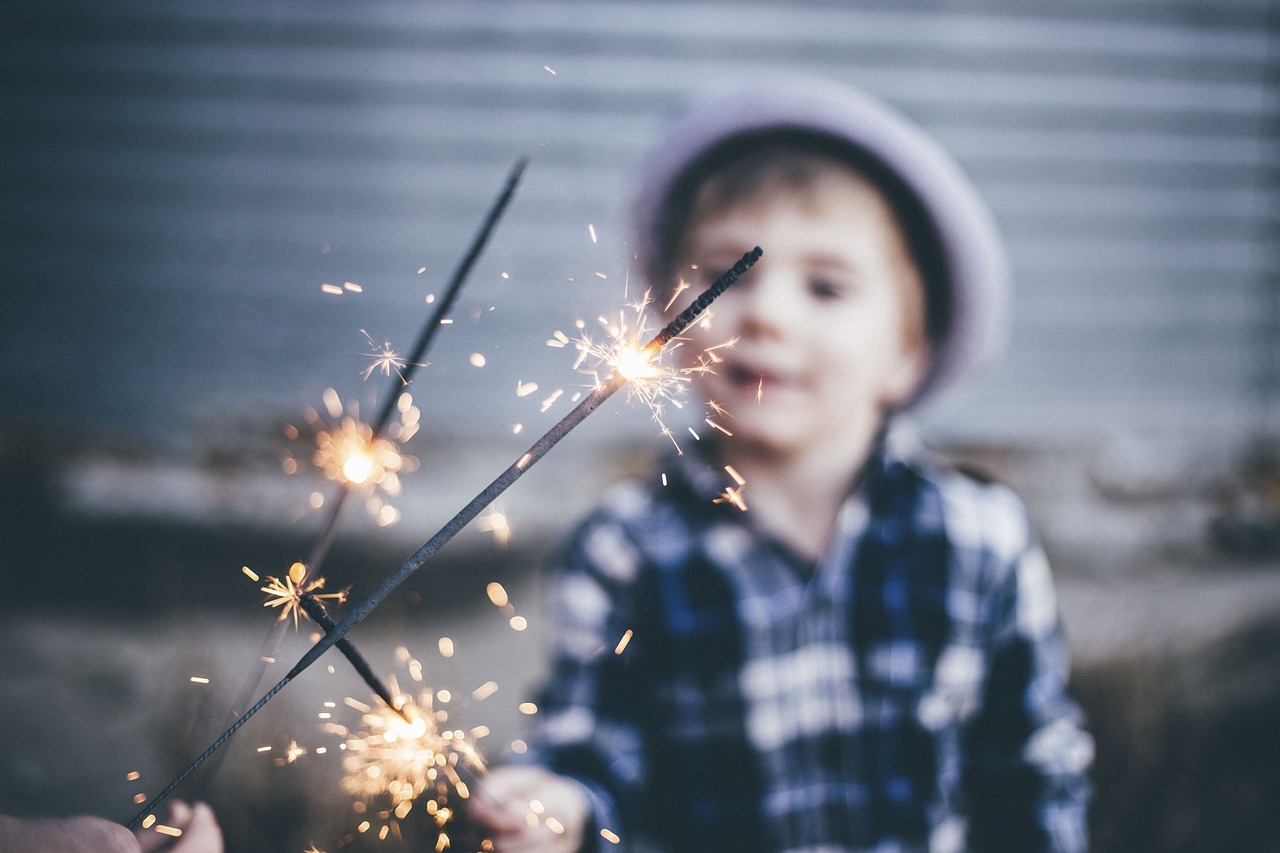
[2,423,1279,852]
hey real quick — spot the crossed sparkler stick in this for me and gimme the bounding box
[222,158,531,736]
[127,176,761,828]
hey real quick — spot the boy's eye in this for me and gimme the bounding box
[808,278,844,300]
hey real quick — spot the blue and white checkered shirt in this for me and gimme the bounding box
[528,437,1092,853]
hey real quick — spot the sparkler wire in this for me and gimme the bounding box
[127,246,761,830]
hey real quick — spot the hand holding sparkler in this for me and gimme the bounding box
[467,766,589,853]
[128,247,762,831]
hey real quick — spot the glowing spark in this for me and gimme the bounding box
[757,377,764,403]
[141,815,156,829]
[724,465,746,486]
[486,582,510,608]
[344,281,363,293]
[126,771,141,781]
[438,637,454,658]
[189,676,210,685]
[706,418,733,436]
[614,630,633,654]
[254,561,349,631]
[477,507,511,546]
[516,380,538,397]
[286,740,308,763]
[509,616,528,631]
[547,330,570,348]
[471,682,498,701]
[327,689,483,851]
[518,702,538,715]
[241,565,259,582]
[663,280,690,312]
[359,330,411,383]
[569,292,695,450]
[601,828,621,844]
[297,392,419,521]
[539,389,563,412]
[544,65,557,75]
[321,283,343,295]
[588,224,597,244]
[153,825,182,838]
[714,485,748,512]
[469,352,486,367]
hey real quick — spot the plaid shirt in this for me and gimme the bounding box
[529,437,1092,853]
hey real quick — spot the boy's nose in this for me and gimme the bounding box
[733,267,799,340]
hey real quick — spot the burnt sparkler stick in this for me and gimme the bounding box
[296,592,412,723]
[128,246,762,830]
[226,157,529,727]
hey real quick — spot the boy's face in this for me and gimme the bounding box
[675,172,927,461]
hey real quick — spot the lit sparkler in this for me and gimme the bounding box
[568,289,739,452]
[251,562,349,631]
[217,158,529,779]
[359,329,414,382]
[128,247,762,830]
[324,689,484,850]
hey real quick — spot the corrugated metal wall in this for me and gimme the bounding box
[2,0,1276,452]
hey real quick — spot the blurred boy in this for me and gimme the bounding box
[472,78,1092,853]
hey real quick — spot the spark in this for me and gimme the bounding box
[544,65,557,75]
[326,689,484,848]
[614,630,633,654]
[486,582,510,608]
[706,418,733,436]
[663,280,691,313]
[713,468,749,512]
[569,292,691,449]
[321,284,343,295]
[601,828,621,844]
[359,330,412,383]
[255,561,349,631]
[189,676,210,685]
[477,507,511,546]
[588,223,597,244]
[296,391,420,522]
[286,740,308,763]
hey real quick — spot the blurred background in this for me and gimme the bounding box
[1,1,1278,850]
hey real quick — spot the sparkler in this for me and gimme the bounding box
[128,246,762,830]
[225,157,528,736]
[570,290,739,452]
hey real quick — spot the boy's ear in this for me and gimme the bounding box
[882,340,930,409]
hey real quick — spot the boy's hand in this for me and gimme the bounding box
[469,766,589,853]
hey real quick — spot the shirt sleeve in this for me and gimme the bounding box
[524,510,651,852]
[962,534,1094,853]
